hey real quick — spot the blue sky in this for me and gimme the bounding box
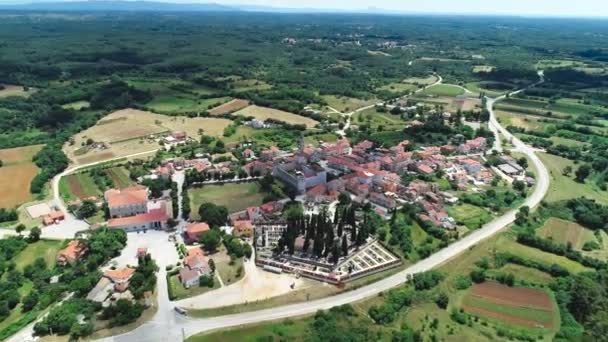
[6,0,608,17]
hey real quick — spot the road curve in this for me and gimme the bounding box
[100,77,550,342]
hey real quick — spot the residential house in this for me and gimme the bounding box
[233,220,254,238]
[104,267,136,292]
[185,222,210,243]
[105,186,148,218]
[57,240,87,266]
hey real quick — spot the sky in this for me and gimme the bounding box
[5,0,608,17]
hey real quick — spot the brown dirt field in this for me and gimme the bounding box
[471,282,553,310]
[75,151,116,165]
[0,164,38,208]
[459,98,482,111]
[66,174,87,199]
[0,84,32,98]
[234,105,319,128]
[208,99,250,115]
[462,304,554,329]
[0,145,43,165]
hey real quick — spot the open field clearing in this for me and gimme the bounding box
[61,100,90,110]
[422,84,466,97]
[231,78,272,92]
[448,204,492,230]
[145,96,230,114]
[234,105,318,128]
[65,173,101,199]
[465,81,516,97]
[189,183,265,218]
[410,95,480,113]
[352,108,408,130]
[0,145,43,208]
[538,217,596,250]
[535,59,585,70]
[208,99,250,115]
[403,75,438,85]
[376,82,417,93]
[472,65,495,73]
[64,108,231,164]
[303,132,339,146]
[462,282,558,329]
[187,318,311,342]
[0,84,33,98]
[419,57,470,63]
[538,152,608,204]
[320,95,377,112]
[106,166,132,189]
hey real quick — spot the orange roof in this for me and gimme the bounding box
[107,208,168,227]
[58,240,87,263]
[105,186,148,208]
[186,222,210,235]
[48,210,64,220]
[104,267,136,281]
[187,247,205,258]
[234,220,254,234]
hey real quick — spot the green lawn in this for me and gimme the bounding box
[58,176,75,203]
[12,239,64,270]
[303,133,339,146]
[167,273,221,300]
[539,152,608,204]
[376,82,417,93]
[74,172,102,198]
[352,108,407,129]
[422,84,465,97]
[448,204,492,230]
[189,182,265,217]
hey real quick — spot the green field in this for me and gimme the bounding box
[187,318,311,342]
[448,204,492,230]
[496,237,591,274]
[303,132,339,146]
[422,84,466,97]
[376,82,417,93]
[12,239,64,270]
[105,167,133,189]
[61,100,90,110]
[146,96,231,114]
[352,108,407,129]
[491,263,554,285]
[539,153,608,204]
[189,182,265,218]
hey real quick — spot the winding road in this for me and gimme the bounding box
[98,75,550,341]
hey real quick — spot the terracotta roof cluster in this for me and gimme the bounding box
[104,186,148,208]
[107,208,168,227]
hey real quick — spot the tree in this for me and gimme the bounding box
[28,227,41,242]
[15,224,25,236]
[575,164,591,183]
[562,165,573,176]
[200,230,221,252]
[435,292,450,309]
[512,180,526,193]
[341,235,348,256]
[338,193,351,206]
[198,203,228,228]
[77,200,97,219]
[199,275,214,288]
[470,269,486,283]
[517,157,528,169]
[208,259,216,273]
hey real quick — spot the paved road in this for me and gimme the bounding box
[99,76,550,342]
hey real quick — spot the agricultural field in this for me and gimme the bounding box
[465,81,517,97]
[460,282,559,330]
[422,84,466,97]
[303,132,339,146]
[538,153,608,204]
[535,59,586,70]
[189,182,265,218]
[320,95,377,113]
[234,105,319,128]
[60,166,133,202]
[489,264,553,285]
[537,217,596,250]
[64,108,231,164]
[208,99,250,116]
[472,65,495,73]
[0,144,44,208]
[188,318,311,342]
[448,204,492,230]
[409,95,481,113]
[231,78,272,92]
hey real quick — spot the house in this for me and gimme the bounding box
[104,267,136,292]
[43,210,65,226]
[164,131,187,145]
[105,186,148,218]
[369,192,397,210]
[272,160,327,195]
[185,222,210,243]
[242,149,254,159]
[459,158,483,175]
[179,248,212,288]
[233,220,254,238]
[415,163,435,175]
[57,240,88,266]
[260,146,280,161]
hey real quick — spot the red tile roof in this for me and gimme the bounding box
[107,208,167,228]
[105,186,148,208]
